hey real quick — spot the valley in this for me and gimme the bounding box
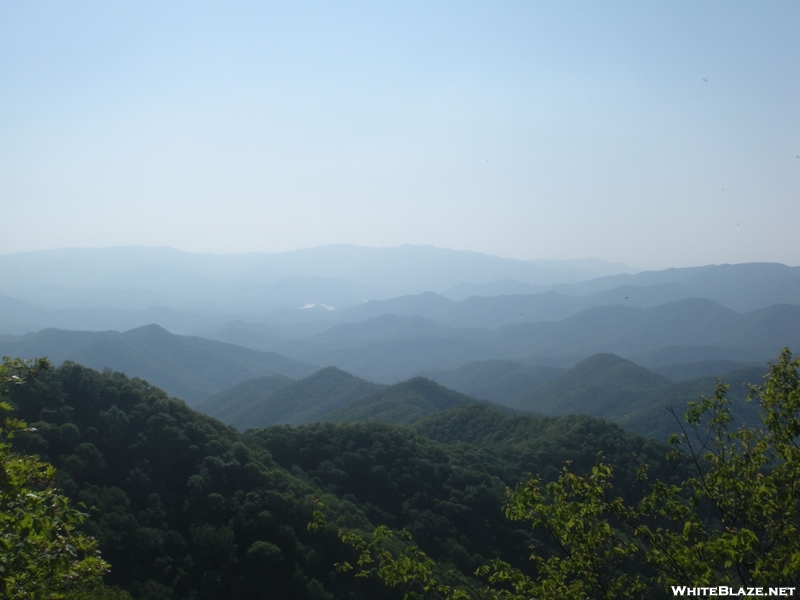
[1,246,798,599]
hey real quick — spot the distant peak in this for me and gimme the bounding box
[579,352,629,365]
[123,323,172,337]
[393,376,448,391]
[311,366,358,378]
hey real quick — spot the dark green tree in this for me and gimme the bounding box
[326,349,800,599]
[0,357,109,599]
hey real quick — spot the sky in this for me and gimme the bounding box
[1,1,798,269]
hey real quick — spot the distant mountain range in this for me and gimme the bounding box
[204,299,800,382]
[0,246,796,434]
[422,353,766,440]
[0,303,778,440]
[2,250,795,598]
[199,368,495,430]
[0,245,633,325]
[191,352,769,441]
[552,262,800,312]
[325,262,800,327]
[422,360,565,407]
[1,246,796,337]
[1,298,795,400]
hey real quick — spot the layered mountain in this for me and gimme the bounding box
[552,262,800,313]
[196,373,296,425]
[1,247,796,337]
[498,353,768,441]
[325,377,482,425]
[0,325,317,404]
[0,295,231,336]
[613,365,764,439]
[4,296,794,396]
[205,299,800,382]
[198,367,383,429]
[422,359,564,406]
[652,359,764,382]
[251,264,800,329]
[197,352,769,440]
[0,245,627,318]
[7,359,677,598]
[513,354,673,417]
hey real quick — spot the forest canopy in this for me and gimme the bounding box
[0,357,110,599]
[321,350,800,599]
[1,350,797,599]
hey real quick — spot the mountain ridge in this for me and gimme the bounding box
[0,324,318,404]
[198,366,384,429]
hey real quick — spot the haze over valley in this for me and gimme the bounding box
[1,2,798,598]
[3,244,798,598]
[1,243,796,412]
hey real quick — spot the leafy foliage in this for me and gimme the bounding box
[332,523,475,600]
[7,358,680,599]
[0,357,108,599]
[616,365,763,440]
[8,362,357,599]
[326,350,800,599]
[7,348,794,600]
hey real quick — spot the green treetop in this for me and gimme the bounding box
[0,357,109,599]
[323,349,800,599]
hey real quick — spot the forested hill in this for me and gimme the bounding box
[198,366,384,429]
[196,373,296,426]
[0,325,318,404]
[324,376,484,425]
[416,353,767,441]
[513,353,672,417]
[7,362,676,600]
[91,343,767,441]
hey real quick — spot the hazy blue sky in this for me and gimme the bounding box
[1,1,797,268]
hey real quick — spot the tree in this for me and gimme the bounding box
[0,357,109,599]
[323,349,800,599]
